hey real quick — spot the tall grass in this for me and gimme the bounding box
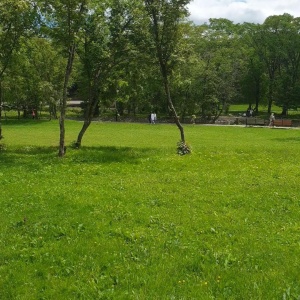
[1,120,300,299]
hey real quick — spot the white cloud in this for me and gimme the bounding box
[188,0,300,24]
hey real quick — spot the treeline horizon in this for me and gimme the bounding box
[1,1,300,151]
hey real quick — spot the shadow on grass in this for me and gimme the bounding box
[1,119,51,126]
[69,146,156,164]
[0,146,58,166]
[0,145,156,167]
[272,137,300,142]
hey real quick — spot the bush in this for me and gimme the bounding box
[177,140,191,155]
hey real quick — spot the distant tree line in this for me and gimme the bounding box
[1,0,300,152]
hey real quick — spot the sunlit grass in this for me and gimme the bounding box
[229,103,300,118]
[1,120,300,299]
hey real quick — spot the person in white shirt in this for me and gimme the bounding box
[151,112,157,124]
[269,113,275,127]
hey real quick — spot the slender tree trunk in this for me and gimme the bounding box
[76,120,91,147]
[76,95,99,147]
[58,42,76,157]
[255,79,260,114]
[281,105,288,116]
[149,9,183,131]
[0,80,3,140]
[266,62,277,114]
[212,107,223,123]
[267,81,273,114]
[164,78,185,142]
[161,64,185,143]
[146,2,186,144]
[58,2,86,156]
[49,106,52,120]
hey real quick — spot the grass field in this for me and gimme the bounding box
[1,120,300,299]
[228,104,300,119]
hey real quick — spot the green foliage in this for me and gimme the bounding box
[0,0,38,78]
[3,37,65,115]
[3,2,300,128]
[144,0,190,71]
[1,121,300,298]
[248,14,300,113]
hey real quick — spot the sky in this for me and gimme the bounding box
[187,0,300,24]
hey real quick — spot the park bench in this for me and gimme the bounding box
[245,118,266,126]
[273,119,292,127]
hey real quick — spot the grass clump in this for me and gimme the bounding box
[1,120,300,299]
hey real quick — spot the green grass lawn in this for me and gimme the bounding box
[1,120,300,299]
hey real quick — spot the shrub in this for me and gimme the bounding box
[177,140,191,155]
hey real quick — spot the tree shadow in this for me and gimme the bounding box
[0,145,156,168]
[1,119,51,127]
[0,146,57,167]
[69,146,156,165]
[272,137,300,143]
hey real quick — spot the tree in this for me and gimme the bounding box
[74,0,141,147]
[144,0,190,146]
[186,20,245,122]
[3,37,65,119]
[248,14,293,114]
[42,0,87,156]
[272,16,300,115]
[0,0,37,139]
[239,53,267,114]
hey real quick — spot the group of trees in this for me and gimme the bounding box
[1,0,300,154]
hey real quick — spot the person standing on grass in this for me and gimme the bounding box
[32,110,36,119]
[269,113,275,127]
[151,112,157,124]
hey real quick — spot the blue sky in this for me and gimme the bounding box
[187,0,300,24]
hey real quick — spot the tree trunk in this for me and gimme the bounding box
[0,80,3,140]
[281,106,288,116]
[76,95,99,148]
[161,66,185,143]
[58,42,76,157]
[165,81,185,142]
[147,3,186,144]
[49,103,57,120]
[267,85,273,114]
[267,66,276,114]
[58,2,86,156]
[212,107,223,124]
[254,78,260,114]
[76,120,91,148]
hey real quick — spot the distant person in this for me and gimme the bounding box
[269,113,275,127]
[191,114,196,124]
[32,110,36,119]
[151,112,157,124]
[246,108,250,117]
